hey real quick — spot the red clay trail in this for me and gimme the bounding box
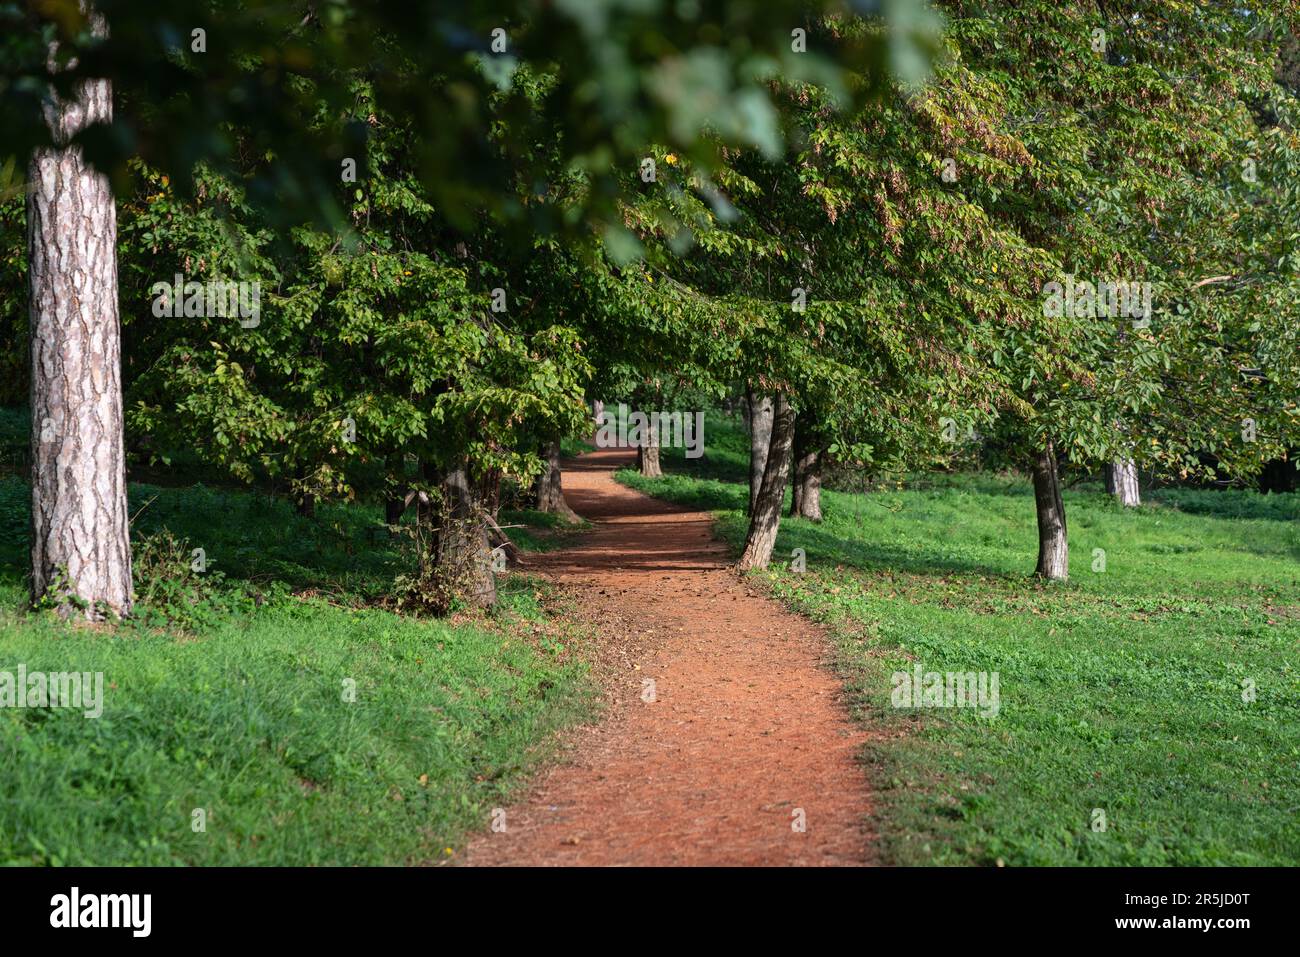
[463,448,874,866]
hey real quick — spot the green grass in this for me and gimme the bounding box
[619,422,1300,866]
[0,471,597,865]
[560,433,596,458]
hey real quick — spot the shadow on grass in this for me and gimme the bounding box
[778,520,1007,580]
[618,468,1005,580]
[0,476,579,606]
[1148,487,1300,523]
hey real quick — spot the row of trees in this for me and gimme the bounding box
[1,1,1297,620]
[630,2,1300,578]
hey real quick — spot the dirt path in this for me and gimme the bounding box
[463,448,874,866]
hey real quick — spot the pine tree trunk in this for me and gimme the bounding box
[747,387,773,515]
[432,464,496,610]
[1032,440,1069,581]
[739,394,795,570]
[27,6,132,619]
[535,439,580,521]
[1104,458,1140,507]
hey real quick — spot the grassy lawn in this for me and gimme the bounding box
[619,417,1300,866]
[0,435,598,864]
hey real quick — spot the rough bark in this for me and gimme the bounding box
[28,6,132,619]
[794,449,823,521]
[746,387,773,515]
[1032,440,1069,581]
[1104,458,1140,507]
[534,439,580,522]
[790,448,804,517]
[739,394,795,570]
[637,436,663,478]
[789,416,824,521]
[432,464,496,610]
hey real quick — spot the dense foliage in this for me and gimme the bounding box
[1,0,1296,599]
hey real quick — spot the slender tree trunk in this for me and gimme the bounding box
[535,439,580,521]
[746,387,773,515]
[432,463,496,610]
[789,415,823,521]
[1032,440,1069,581]
[739,394,795,570]
[795,448,823,521]
[28,6,132,619]
[1104,458,1140,507]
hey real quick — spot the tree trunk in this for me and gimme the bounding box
[790,450,804,517]
[432,463,496,610]
[637,436,663,478]
[739,393,795,570]
[27,6,132,619]
[746,387,773,515]
[789,416,823,521]
[1104,458,1140,507]
[535,439,580,521]
[1032,440,1069,581]
[795,449,823,521]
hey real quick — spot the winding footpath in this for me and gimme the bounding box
[464,448,874,866]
